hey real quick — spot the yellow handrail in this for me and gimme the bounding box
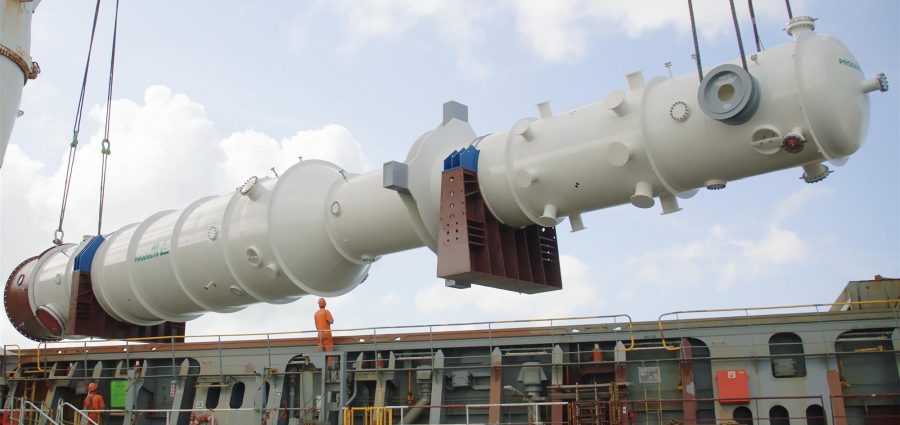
[343,406,393,425]
[35,341,46,371]
[2,345,22,376]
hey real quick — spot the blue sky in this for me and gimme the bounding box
[1,0,898,347]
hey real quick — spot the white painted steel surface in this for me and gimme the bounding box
[326,169,422,262]
[27,244,76,327]
[7,22,885,334]
[477,28,871,228]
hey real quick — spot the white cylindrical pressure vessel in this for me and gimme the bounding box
[326,170,424,262]
[9,160,412,336]
[89,160,390,326]
[643,32,870,194]
[476,31,872,227]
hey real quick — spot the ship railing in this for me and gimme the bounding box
[55,407,256,424]
[342,402,568,425]
[600,394,827,424]
[830,392,900,425]
[449,401,566,425]
[575,393,900,425]
[14,313,637,375]
[0,398,61,424]
[56,401,98,425]
[657,298,900,351]
[1,345,22,376]
[5,299,897,377]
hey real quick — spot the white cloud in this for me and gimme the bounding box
[413,255,601,319]
[513,0,804,63]
[512,0,586,63]
[325,0,494,79]
[220,125,370,184]
[772,184,828,223]
[623,187,822,291]
[319,0,804,67]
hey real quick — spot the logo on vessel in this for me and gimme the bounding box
[134,240,171,262]
[838,58,861,72]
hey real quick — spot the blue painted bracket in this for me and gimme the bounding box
[443,145,480,172]
[73,235,105,273]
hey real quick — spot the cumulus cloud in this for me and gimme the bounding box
[512,0,587,63]
[220,125,371,184]
[623,187,823,291]
[0,85,370,347]
[326,0,493,79]
[626,224,807,290]
[414,255,602,320]
[318,0,803,66]
[513,0,803,63]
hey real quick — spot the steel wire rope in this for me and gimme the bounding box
[53,0,103,245]
[747,0,764,52]
[686,0,703,82]
[98,0,121,235]
[729,0,749,71]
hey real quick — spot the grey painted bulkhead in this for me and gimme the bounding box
[2,282,898,425]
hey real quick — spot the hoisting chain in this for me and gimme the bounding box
[0,43,40,83]
[53,0,103,246]
[97,0,121,236]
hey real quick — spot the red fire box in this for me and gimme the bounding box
[716,369,750,404]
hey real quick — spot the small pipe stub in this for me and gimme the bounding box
[513,118,536,141]
[786,16,816,38]
[569,213,586,232]
[659,192,682,215]
[239,175,261,199]
[538,204,558,227]
[630,182,655,209]
[514,169,534,188]
[697,64,760,125]
[669,101,690,122]
[626,70,645,91]
[606,142,631,167]
[604,90,628,117]
[861,73,889,93]
[705,179,727,190]
[782,128,806,154]
[801,162,831,183]
[537,101,553,119]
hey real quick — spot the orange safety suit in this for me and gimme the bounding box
[314,300,334,352]
[190,409,215,424]
[84,391,105,424]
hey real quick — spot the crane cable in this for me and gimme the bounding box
[747,0,764,52]
[97,0,121,235]
[53,0,103,245]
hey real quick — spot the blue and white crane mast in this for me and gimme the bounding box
[3,14,889,341]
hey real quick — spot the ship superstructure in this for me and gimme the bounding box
[2,278,898,425]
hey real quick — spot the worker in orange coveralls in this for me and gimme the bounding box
[83,382,105,424]
[314,298,335,366]
[189,408,215,424]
